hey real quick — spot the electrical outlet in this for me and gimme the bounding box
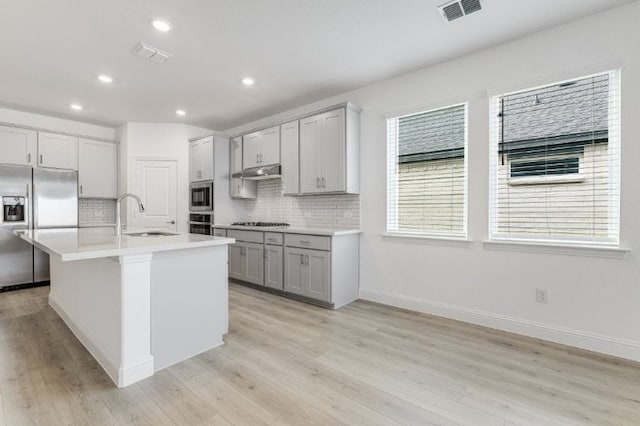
[536,288,549,304]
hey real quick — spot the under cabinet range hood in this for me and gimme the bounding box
[232,164,281,180]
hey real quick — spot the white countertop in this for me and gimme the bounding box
[17,227,235,262]
[213,224,361,236]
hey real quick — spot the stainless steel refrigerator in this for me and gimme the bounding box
[0,164,78,290]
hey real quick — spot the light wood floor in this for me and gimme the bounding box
[1,284,640,426]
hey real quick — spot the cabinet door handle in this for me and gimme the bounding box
[79,185,83,195]
[166,220,176,224]
[316,178,320,188]
[300,255,304,265]
[27,153,31,163]
[322,177,326,188]
[39,154,43,164]
[237,185,241,194]
[299,240,310,245]
[267,237,276,243]
[256,154,259,164]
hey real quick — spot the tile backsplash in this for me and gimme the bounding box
[245,180,360,229]
[79,198,116,227]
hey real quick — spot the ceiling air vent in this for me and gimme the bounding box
[439,0,482,22]
[132,42,173,64]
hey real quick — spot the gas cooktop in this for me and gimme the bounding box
[231,221,290,227]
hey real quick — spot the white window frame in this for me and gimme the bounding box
[488,70,621,247]
[386,102,469,239]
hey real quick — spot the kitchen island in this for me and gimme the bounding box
[17,227,235,387]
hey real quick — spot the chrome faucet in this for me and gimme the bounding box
[115,193,145,236]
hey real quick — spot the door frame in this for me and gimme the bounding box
[129,157,180,231]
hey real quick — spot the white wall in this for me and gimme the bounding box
[224,2,640,361]
[0,107,116,140]
[118,123,211,232]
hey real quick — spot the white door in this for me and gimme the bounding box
[78,139,117,198]
[133,159,178,231]
[0,125,36,166]
[38,132,78,170]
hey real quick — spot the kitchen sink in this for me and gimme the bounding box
[125,231,179,237]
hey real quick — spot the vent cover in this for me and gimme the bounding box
[439,0,482,22]
[132,43,172,64]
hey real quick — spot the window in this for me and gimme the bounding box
[387,104,467,236]
[490,71,620,244]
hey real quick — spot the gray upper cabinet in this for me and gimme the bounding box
[189,136,214,182]
[243,125,280,169]
[299,106,360,195]
[281,120,299,195]
[0,125,37,166]
[229,136,256,199]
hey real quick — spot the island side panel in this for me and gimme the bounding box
[48,255,124,383]
[150,245,229,371]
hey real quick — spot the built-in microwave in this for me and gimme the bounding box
[190,181,214,211]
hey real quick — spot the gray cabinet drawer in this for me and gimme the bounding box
[284,234,330,251]
[227,229,264,243]
[264,232,283,245]
[212,228,227,237]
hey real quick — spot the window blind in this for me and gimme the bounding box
[489,70,621,244]
[387,104,467,236]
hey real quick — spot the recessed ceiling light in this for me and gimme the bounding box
[70,104,83,111]
[152,19,172,32]
[176,109,186,116]
[98,74,113,84]
[242,77,255,86]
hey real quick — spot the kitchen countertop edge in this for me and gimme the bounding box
[16,228,236,262]
[213,224,361,236]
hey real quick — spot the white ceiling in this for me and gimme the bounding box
[0,0,634,131]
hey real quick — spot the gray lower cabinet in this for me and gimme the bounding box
[228,241,264,285]
[225,228,359,308]
[264,244,284,290]
[284,247,330,302]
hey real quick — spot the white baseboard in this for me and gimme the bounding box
[49,296,154,387]
[118,357,154,388]
[359,288,640,363]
